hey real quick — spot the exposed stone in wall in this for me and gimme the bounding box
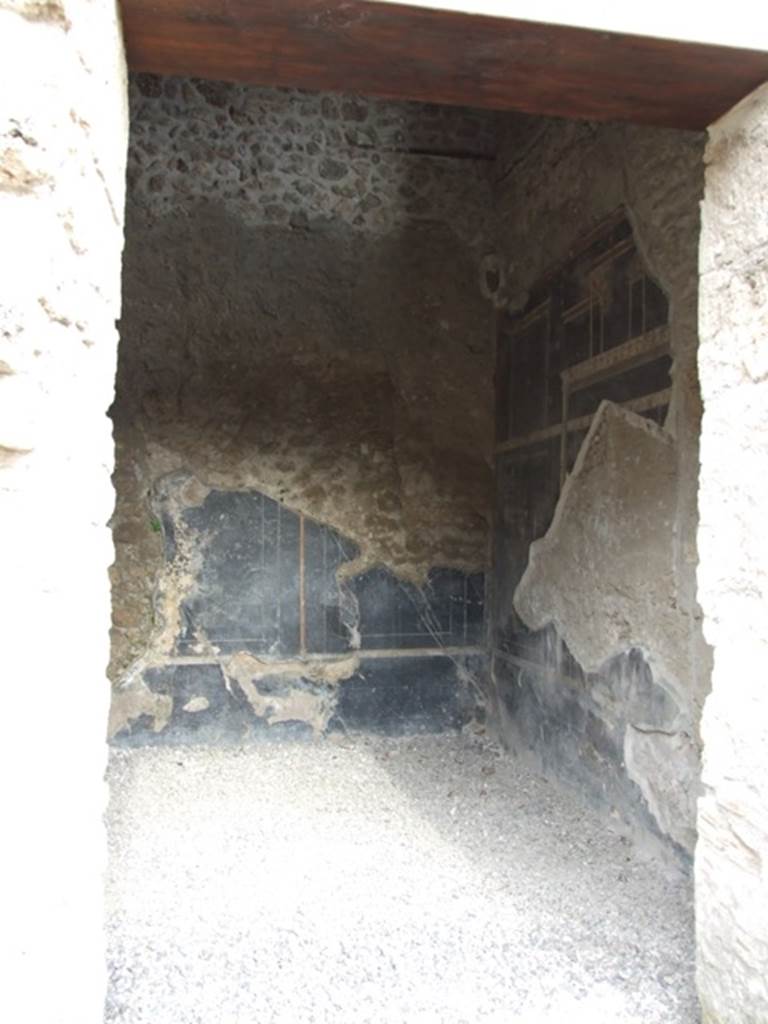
[696,83,768,1023]
[127,74,496,247]
[490,114,709,853]
[0,2,126,1022]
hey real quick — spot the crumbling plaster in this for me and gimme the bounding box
[695,82,768,1024]
[491,115,711,852]
[110,75,497,686]
[515,402,686,706]
[0,1,127,1021]
[514,401,698,849]
[496,117,707,695]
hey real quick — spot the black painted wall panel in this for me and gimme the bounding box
[157,479,485,659]
[332,656,476,734]
[113,653,480,745]
[176,489,301,656]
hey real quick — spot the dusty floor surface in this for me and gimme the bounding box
[105,733,697,1023]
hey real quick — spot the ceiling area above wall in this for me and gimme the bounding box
[119,0,768,129]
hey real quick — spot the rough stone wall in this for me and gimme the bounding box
[489,115,709,854]
[127,73,494,245]
[0,1,127,1022]
[696,83,768,1023]
[110,74,497,734]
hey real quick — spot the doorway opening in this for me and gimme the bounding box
[105,69,708,1022]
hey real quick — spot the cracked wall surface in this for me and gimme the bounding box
[110,74,497,736]
[515,403,682,698]
[490,115,710,855]
[514,401,698,851]
[0,1,127,1021]
[110,474,483,742]
[696,83,768,1023]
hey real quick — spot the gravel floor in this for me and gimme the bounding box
[105,732,697,1023]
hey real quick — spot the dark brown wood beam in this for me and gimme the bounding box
[119,0,768,129]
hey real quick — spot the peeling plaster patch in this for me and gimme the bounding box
[110,78,496,683]
[182,696,209,713]
[510,399,702,845]
[227,653,361,686]
[514,400,687,704]
[108,678,173,738]
[490,114,708,857]
[223,652,360,735]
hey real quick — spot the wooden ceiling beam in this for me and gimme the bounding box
[119,0,768,129]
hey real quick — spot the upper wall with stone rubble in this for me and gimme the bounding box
[489,114,710,855]
[126,73,496,244]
